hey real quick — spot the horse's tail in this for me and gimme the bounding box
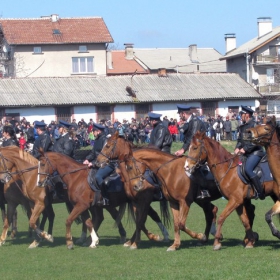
[160,199,171,228]
[114,202,129,228]
[65,201,82,225]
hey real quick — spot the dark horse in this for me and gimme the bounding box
[185,131,279,250]
[96,132,231,251]
[38,151,170,249]
[247,116,280,238]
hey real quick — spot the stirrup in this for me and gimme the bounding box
[196,190,211,200]
[97,198,109,206]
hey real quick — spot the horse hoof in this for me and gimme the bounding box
[155,235,163,242]
[67,244,74,250]
[130,245,137,250]
[89,244,97,249]
[166,246,177,252]
[28,240,40,249]
[124,240,132,247]
[213,244,221,251]
[0,240,5,246]
[245,244,254,249]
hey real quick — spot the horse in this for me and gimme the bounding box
[38,151,170,249]
[246,115,280,238]
[96,132,234,251]
[185,131,280,250]
[0,146,56,248]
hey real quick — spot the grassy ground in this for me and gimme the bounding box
[1,138,277,280]
[1,200,280,280]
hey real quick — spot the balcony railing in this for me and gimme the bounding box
[258,84,280,94]
[256,55,280,64]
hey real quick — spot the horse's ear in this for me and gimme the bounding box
[39,147,45,157]
[113,131,119,139]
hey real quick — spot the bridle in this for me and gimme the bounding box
[97,139,118,167]
[249,123,277,146]
[187,139,208,172]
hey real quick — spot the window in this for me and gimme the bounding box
[79,45,87,52]
[72,57,94,73]
[135,104,150,120]
[96,105,112,121]
[33,47,42,54]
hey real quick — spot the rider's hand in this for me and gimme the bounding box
[239,148,245,154]
[175,148,185,157]
[88,162,93,167]
[234,148,240,155]
[83,160,89,165]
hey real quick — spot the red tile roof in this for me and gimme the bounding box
[0,17,114,45]
[107,51,149,75]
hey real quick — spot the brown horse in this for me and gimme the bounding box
[96,132,230,251]
[185,131,280,250]
[0,146,54,248]
[38,151,170,249]
[247,116,280,238]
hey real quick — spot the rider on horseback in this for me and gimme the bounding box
[174,104,209,199]
[234,106,265,200]
[83,123,112,206]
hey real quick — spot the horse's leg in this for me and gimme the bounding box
[265,200,280,239]
[28,201,53,249]
[10,209,18,239]
[105,206,127,243]
[168,202,181,251]
[43,203,55,236]
[0,202,17,245]
[148,202,170,242]
[66,205,98,249]
[195,200,216,242]
[243,200,257,244]
[214,200,252,250]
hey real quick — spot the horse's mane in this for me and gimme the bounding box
[47,152,83,166]
[1,146,38,165]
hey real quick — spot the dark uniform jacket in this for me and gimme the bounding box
[182,114,206,152]
[2,138,18,147]
[86,132,107,162]
[32,132,53,159]
[149,121,172,153]
[53,133,75,157]
[235,118,264,156]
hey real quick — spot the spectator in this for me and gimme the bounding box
[168,121,178,142]
[230,115,239,141]
[213,120,223,142]
[223,116,232,141]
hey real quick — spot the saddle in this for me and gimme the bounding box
[237,154,273,185]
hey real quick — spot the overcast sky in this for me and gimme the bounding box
[1,0,280,54]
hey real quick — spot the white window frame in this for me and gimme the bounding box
[72,57,94,74]
[33,46,42,54]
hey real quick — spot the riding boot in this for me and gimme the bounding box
[97,182,109,206]
[250,175,265,200]
[196,190,211,200]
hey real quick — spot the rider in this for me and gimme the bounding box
[32,121,53,159]
[53,120,75,157]
[174,104,208,199]
[148,112,173,153]
[2,126,19,147]
[83,122,113,206]
[234,105,265,200]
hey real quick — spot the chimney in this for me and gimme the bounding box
[224,33,236,53]
[51,14,59,22]
[258,17,272,38]
[124,43,134,60]
[189,44,199,63]
[107,51,113,69]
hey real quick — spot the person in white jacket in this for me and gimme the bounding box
[213,120,223,142]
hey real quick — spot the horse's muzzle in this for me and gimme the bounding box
[0,174,11,184]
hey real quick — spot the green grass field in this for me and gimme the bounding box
[1,139,278,280]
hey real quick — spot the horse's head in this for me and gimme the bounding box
[185,131,208,174]
[246,116,276,145]
[0,148,18,183]
[96,131,132,168]
[38,152,56,187]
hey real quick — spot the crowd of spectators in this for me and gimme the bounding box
[0,109,265,150]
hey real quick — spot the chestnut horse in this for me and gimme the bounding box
[96,132,231,251]
[247,116,280,238]
[38,151,170,249]
[185,131,280,250]
[0,146,55,248]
